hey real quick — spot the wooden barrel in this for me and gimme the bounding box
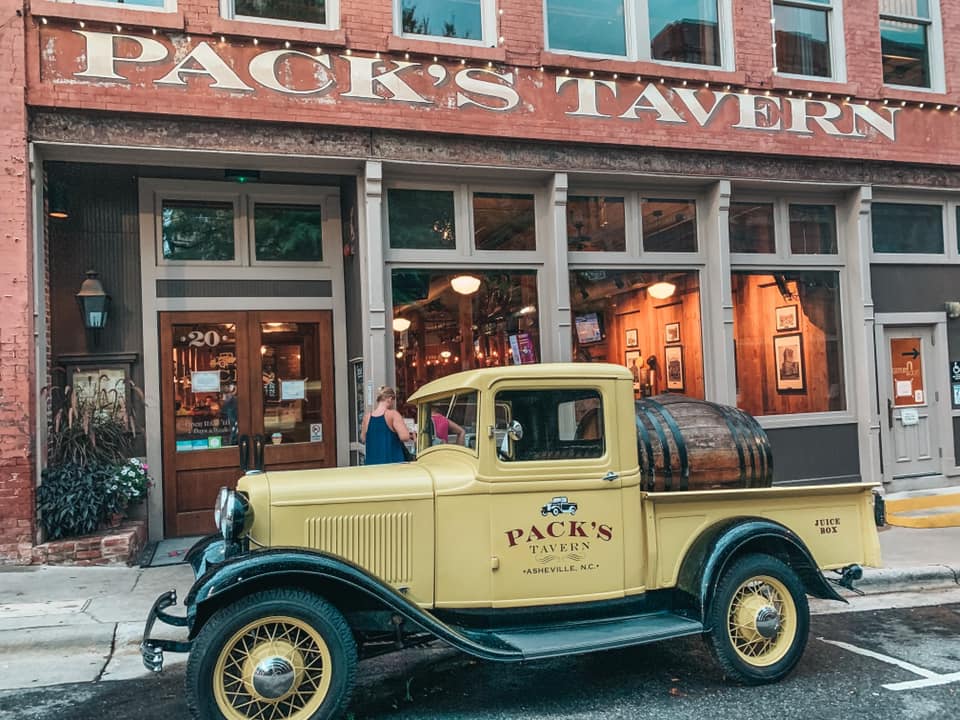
[635,395,772,492]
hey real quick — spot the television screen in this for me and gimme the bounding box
[575,312,603,344]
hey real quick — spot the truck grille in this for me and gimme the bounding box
[305,513,413,584]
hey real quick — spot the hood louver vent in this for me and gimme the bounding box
[306,513,413,584]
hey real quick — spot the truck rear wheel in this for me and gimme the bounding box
[186,588,357,720]
[706,554,809,685]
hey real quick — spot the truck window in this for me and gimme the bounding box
[419,391,479,450]
[494,389,604,461]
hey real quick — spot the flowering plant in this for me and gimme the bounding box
[103,458,152,516]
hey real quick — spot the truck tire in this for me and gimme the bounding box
[706,553,809,685]
[186,588,357,720]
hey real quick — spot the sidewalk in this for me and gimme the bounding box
[0,525,957,692]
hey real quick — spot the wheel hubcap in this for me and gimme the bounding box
[252,656,296,699]
[727,575,795,667]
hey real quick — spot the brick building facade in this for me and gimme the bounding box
[3,0,960,560]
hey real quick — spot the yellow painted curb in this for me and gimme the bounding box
[885,492,960,513]
[886,509,960,529]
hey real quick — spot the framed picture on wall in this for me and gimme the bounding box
[625,328,639,348]
[775,305,799,332]
[774,333,805,392]
[665,322,681,344]
[625,350,643,386]
[664,345,684,391]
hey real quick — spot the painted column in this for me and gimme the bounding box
[361,161,388,410]
[703,180,735,404]
[547,173,571,362]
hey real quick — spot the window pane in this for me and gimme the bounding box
[546,0,627,56]
[881,19,930,87]
[419,390,479,450]
[254,204,322,262]
[494,388,604,461]
[871,203,943,253]
[400,0,483,40]
[732,271,846,416]
[567,196,626,252]
[162,201,234,261]
[260,322,326,444]
[473,193,536,251]
[729,203,775,253]
[880,0,929,18]
[774,4,832,77]
[789,204,837,254]
[643,199,698,252]
[649,0,720,66]
[392,269,540,398]
[74,0,165,5]
[235,0,326,24]
[388,189,456,250]
[570,269,704,399]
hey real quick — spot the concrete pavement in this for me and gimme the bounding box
[0,525,957,692]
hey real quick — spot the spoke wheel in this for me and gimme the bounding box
[187,589,356,720]
[706,554,809,685]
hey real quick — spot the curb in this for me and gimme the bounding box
[857,565,960,594]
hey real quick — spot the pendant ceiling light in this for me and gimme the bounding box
[647,281,676,300]
[450,274,482,295]
[392,317,411,332]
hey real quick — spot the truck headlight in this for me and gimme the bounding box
[214,487,252,542]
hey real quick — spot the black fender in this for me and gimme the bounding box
[676,518,845,626]
[183,547,523,662]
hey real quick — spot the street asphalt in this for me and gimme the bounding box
[0,524,957,693]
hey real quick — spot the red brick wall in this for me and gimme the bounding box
[0,0,36,564]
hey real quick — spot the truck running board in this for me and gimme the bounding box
[456,611,704,661]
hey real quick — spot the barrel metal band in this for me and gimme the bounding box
[735,407,772,483]
[634,409,656,491]
[711,401,749,485]
[638,403,673,490]
[643,399,690,491]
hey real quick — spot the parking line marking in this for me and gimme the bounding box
[883,671,960,692]
[817,637,939,678]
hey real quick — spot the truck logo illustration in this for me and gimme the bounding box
[541,496,578,516]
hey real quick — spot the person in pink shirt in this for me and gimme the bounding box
[430,404,465,445]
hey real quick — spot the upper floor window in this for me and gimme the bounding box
[773,0,842,79]
[397,0,494,44]
[67,0,172,9]
[871,202,943,254]
[545,0,726,67]
[880,0,938,89]
[729,200,838,256]
[224,0,337,28]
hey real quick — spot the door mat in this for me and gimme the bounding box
[140,536,205,568]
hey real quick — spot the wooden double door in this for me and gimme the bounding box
[160,310,336,537]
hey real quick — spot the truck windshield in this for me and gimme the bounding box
[419,391,479,451]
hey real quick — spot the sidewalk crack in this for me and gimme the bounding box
[933,564,960,585]
[94,623,119,683]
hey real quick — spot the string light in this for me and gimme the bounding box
[220,35,226,43]
[115,24,122,32]
[612,73,618,80]
[78,20,85,28]
[41,17,47,24]
[284,41,291,49]
[152,28,158,35]
[251,38,258,45]
[589,70,595,77]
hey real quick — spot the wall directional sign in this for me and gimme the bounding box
[890,338,925,407]
[952,361,960,409]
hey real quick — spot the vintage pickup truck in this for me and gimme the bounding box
[142,363,882,720]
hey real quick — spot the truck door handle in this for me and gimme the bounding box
[887,399,894,429]
[602,471,619,482]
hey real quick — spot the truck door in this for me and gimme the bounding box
[486,383,626,607]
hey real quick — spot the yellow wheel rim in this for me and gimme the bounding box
[726,574,796,668]
[213,615,333,720]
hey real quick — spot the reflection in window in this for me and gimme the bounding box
[643,199,697,252]
[729,203,775,254]
[260,322,324,444]
[569,269,703,399]
[871,203,943,253]
[388,189,456,250]
[400,0,484,40]
[162,201,235,261]
[774,1,833,77]
[789,204,837,254]
[234,0,327,24]
[545,0,627,56]
[392,269,539,399]
[254,204,322,262]
[567,196,626,252]
[494,388,604,461]
[732,271,845,416]
[880,0,932,88]
[473,193,536,251]
[648,0,720,66]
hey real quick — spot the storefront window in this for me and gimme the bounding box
[789,204,837,255]
[473,193,536,251]
[642,199,697,252]
[567,196,626,252]
[161,200,235,261]
[387,189,456,250]
[569,269,704,399]
[392,269,540,399]
[872,202,944,253]
[729,203,775,254]
[732,271,845,416]
[254,204,323,262]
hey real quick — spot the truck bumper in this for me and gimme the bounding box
[140,589,192,672]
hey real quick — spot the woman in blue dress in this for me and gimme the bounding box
[360,386,415,464]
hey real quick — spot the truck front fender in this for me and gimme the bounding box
[676,518,845,624]
[183,547,521,662]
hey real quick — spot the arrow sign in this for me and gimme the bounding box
[901,348,920,359]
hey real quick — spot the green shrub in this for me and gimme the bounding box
[37,462,116,539]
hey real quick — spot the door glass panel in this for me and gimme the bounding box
[161,201,235,261]
[171,323,240,451]
[260,322,324,444]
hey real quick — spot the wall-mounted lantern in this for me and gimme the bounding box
[76,270,111,329]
